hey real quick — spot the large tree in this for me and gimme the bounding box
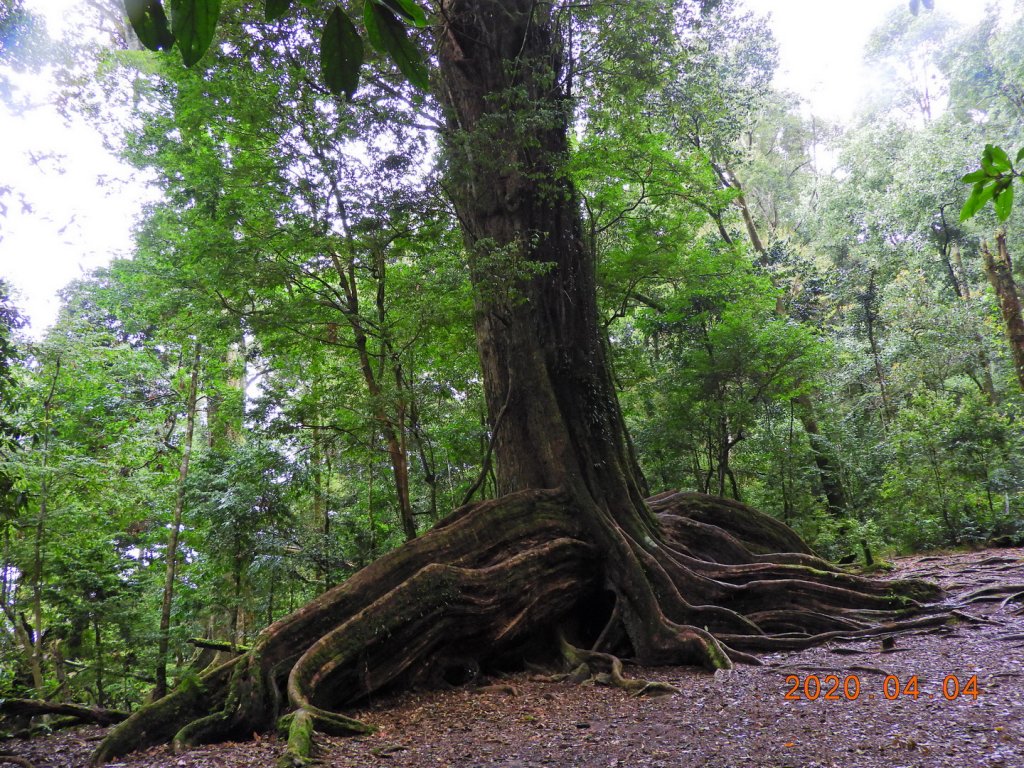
[92,1,943,765]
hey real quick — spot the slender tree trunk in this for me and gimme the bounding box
[309,414,330,588]
[950,244,998,404]
[859,272,892,424]
[981,232,1024,393]
[794,394,847,515]
[93,614,105,708]
[318,162,418,542]
[408,391,439,521]
[154,344,201,700]
[334,266,417,541]
[720,166,849,513]
[27,355,61,694]
[711,164,765,256]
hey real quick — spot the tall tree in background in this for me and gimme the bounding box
[0,280,26,520]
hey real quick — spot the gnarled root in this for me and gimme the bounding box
[91,489,945,766]
[556,636,679,696]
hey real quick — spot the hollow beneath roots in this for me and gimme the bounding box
[91,489,944,767]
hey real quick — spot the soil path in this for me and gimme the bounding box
[5,548,1023,768]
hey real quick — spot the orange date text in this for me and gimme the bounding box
[783,674,980,701]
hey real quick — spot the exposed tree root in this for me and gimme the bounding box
[0,699,128,742]
[91,490,945,766]
[0,700,128,728]
[0,755,35,768]
[557,636,679,696]
[962,583,1024,603]
[1001,591,1024,609]
[187,638,250,653]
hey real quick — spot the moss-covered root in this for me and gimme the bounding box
[89,659,236,767]
[558,637,679,696]
[279,709,315,768]
[171,711,232,754]
[277,707,375,768]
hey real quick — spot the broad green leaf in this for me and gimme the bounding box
[170,0,221,67]
[265,0,290,22]
[960,181,995,221]
[984,144,1011,173]
[991,144,1012,169]
[378,0,428,28]
[363,1,386,52]
[321,7,363,99]
[363,2,429,90]
[961,169,989,184]
[994,182,1014,222]
[1017,147,1024,163]
[981,147,996,173]
[123,0,175,51]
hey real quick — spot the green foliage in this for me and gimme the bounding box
[0,281,28,596]
[124,0,175,52]
[879,389,1021,548]
[961,144,1021,222]
[621,242,825,499]
[183,441,296,635]
[363,1,428,90]
[170,0,221,67]
[321,7,363,99]
[122,0,429,96]
[264,0,290,22]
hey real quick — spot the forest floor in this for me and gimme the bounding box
[5,547,1024,768]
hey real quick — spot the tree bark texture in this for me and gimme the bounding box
[981,231,1024,393]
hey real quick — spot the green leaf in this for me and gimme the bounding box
[991,144,1012,169]
[961,169,989,184]
[265,0,290,22]
[321,7,363,99]
[363,2,429,90]
[363,1,386,53]
[984,144,1012,173]
[378,0,427,28]
[170,0,221,67]
[123,0,175,52]
[1017,147,1024,164]
[960,181,995,221]
[994,181,1014,222]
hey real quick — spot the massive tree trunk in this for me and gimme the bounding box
[92,3,943,764]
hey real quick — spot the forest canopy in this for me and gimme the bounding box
[1,0,1024,764]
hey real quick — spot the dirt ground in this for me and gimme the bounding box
[5,547,1023,768]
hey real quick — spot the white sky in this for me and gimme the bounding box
[0,0,158,336]
[743,0,1017,120]
[0,0,1017,336]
